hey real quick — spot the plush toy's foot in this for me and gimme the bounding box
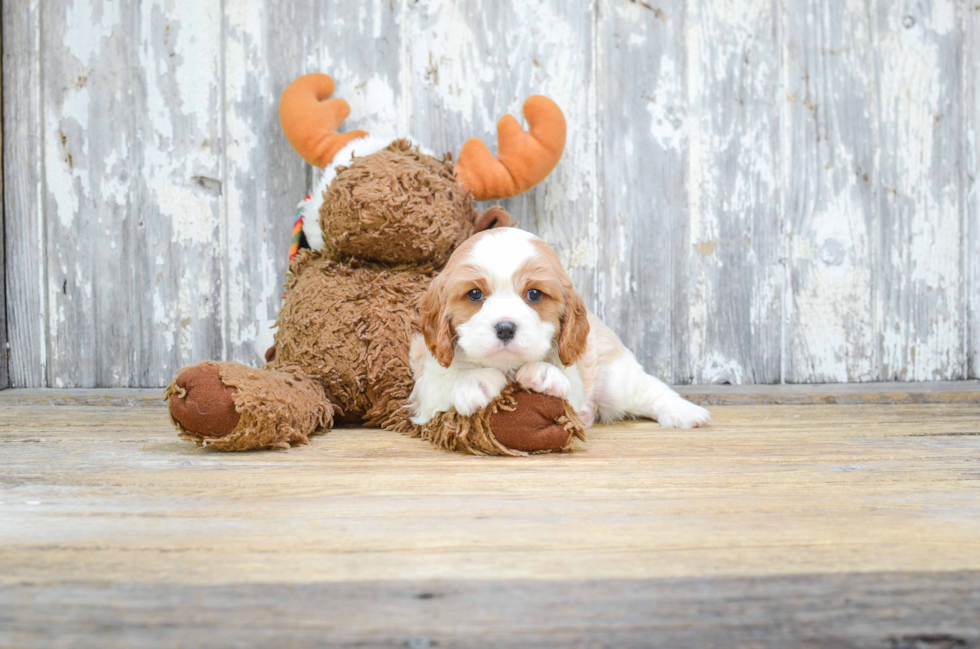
[167,364,242,438]
[413,383,585,456]
[488,391,577,452]
[165,361,333,451]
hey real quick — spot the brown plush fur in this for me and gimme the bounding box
[271,249,436,430]
[165,361,333,450]
[414,383,585,456]
[320,140,476,264]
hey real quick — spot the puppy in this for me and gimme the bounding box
[409,227,711,429]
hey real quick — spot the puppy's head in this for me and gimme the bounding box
[419,227,589,368]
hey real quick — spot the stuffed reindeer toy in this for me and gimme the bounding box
[166,73,584,455]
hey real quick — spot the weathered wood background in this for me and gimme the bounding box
[2,0,978,388]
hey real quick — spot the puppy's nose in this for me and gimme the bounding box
[495,321,517,342]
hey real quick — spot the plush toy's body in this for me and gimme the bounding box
[166,74,583,454]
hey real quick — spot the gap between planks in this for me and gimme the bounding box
[0,381,978,407]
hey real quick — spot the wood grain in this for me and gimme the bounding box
[2,0,44,387]
[42,0,134,387]
[311,1,406,135]
[0,19,6,390]
[136,0,226,386]
[2,573,979,648]
[782,0,877,383]
[968,0,979,380]
[222,0,315,365]
[876,0,965,381]
[1,379,978,406]
[36,0,225,387]
[2,402,979,584]
[685,0,782,384]
[676,378,980,404]
[595,0,689,382]
[1,399,979,645]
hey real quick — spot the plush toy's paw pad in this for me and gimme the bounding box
[490,391,572,452]
[168,364,241,438]
[515,361,571,399]
[453,368,509,416]
[657,399,711,429]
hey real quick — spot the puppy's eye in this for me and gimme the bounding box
[467,288,484,302]
[526,289,543,303]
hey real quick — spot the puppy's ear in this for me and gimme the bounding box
[419,277,455,368]
[558,275,590,367]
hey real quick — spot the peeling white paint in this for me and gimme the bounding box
[64,0,119,65]
[701,352,745,385]
[559,237,597,271]
[409,0,491,128]
[154,290,176,354]
[45,110,80,229]
[877,1,964,381]
[646,55,685,152]
[140,1,221,248]
[322,65,400,134]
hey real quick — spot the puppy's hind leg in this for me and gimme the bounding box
[593,351,710,429]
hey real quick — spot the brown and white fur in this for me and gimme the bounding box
[409,227,710,429]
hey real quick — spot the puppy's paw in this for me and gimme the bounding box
[516,362,571,399]
[453,368,509,416]
[657,398,711,429]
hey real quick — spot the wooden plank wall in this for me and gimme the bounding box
[0,18,5,389]
[968,1,979,382]
[2,0,44,389]
[1,0,977,388]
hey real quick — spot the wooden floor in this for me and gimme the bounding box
[2,386,980,647]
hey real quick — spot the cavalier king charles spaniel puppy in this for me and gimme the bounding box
[409,227,711,429]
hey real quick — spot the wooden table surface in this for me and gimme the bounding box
[2,390,979,647]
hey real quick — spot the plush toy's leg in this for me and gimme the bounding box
[165,361,333,451]
[414,383,585,456]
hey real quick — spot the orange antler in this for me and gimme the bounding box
[279,73,368,168]
[454,96,566,201]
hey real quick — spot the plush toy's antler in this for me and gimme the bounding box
[454,96,566,201]
[279,73,368,168]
